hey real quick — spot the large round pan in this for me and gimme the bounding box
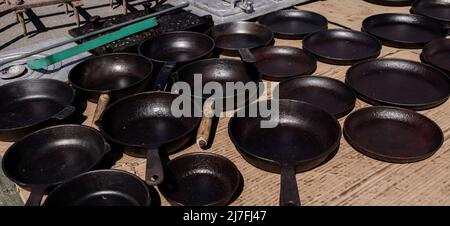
[207,21,274,54]
[346,58,449,110]
[258,9,328,39]
[344,106,443,163]
[0,79,76,141]
[421,38,450,75]
[303,29,381,65]
[411,0,450,32]
[159,152,242,206]
[239,46,317,81]
[364,0,413,6]
[277,76,356,118]
[229,100,341,206]
[1,124,110,206]
[362,13,447,48]
[44,170,152,206]
[69,53,154,126]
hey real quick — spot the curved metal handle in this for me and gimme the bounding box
[92,93,110,128]
[196,100,215,149]
[238,48,257,63]
[153,61,177,91]
[280,166,301,206]
[25,185,49,206]
[145,148,164,186]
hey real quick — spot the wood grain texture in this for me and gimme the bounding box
[0,0,449,206]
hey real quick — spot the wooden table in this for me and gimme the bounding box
[1,0,449,206]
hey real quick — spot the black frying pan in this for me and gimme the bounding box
[258,9,328,39]
[276,76,356,118]
[411,0,450,32]
[303,29,381,65]
[44,170,152,206]
[238,46,316,81]
[207,21,274,55]
[0,79,76,141]
[421,38,450,75]
[362,13,447,48]
[346,58,449,110]
[344,106,443,163]
[229,100,341,206]
[69,53,154,126]
[1,124,110,206]
[159,152,242,206]
[364,0,413,6]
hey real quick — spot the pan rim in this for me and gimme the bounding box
[44,169,152,206]
[0,78,76,132]
[343,106,444,163]
[420,38,450,74]
[411,0,450,23]
[138,31,216,64]
[364,0,414,6]
[228,99,342,171]
[159,152,241,206]
[258,9,328,38]
[98,91,202,149]
[206,21,275,51]
[346,58,450,110]
[278,75,357,118]
[68,53,154,94]
[1,124,109,188]
[302,29,382,64]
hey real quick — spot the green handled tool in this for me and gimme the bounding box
[26,17,159,70]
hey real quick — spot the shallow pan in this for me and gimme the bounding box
[421,38,450,75]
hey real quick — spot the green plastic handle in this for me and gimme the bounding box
[26,17,158,70]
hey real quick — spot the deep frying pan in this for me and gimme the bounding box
[346,58,449,110]
[69,53,154,125]
[207,21,274,55]
[421,38,450,75]
[362,13,447,48]
[1,124,110,206]
[302,29,382,65]
[0,79,76,141]
[277,76,356,118]
[159,152,242,206]
[364,0,413,6]
[229,100,341,206]
[238,46,317,81]
[258,9,328,39]
[44,170,152,206]
[344,106,443,163]
[412,0,450,32]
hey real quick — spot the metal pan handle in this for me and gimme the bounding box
[153,61,177,91]
[196,99,215,149]
[92,93,110,128]
[145,148,164,186]
[280,165,301,206]
[238,48,257,63]
[25,184,49,206]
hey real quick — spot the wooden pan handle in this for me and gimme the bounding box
[196,100,215,149]
[92,93,110,127]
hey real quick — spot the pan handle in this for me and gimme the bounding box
[92,93,110,128]
[52,105,76,121]
[238,49,257,63]
[153,61,177,91]
[145,148,164,186]
[25,184,49,206]
[280,165,301,206]
[196,99,215,149]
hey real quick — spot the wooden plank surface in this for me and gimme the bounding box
[0,0,449,206]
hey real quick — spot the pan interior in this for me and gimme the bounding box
[160,153,240,206]
[346,59,449,107]
[45,170,149,206]
[344,107,443,162]
[252,47,316,78]
[70,54,152,92]
[413,0,450,22]
[3,126,105,185]
[422,39,450,72]
[259,10,327,36]
[210,22,273,50]
[101,93,200,146]
[230,100,340,170]
[0,80,73,129]
[278,76,355,117]
[303,29,380,60]
[139,32,214,62]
